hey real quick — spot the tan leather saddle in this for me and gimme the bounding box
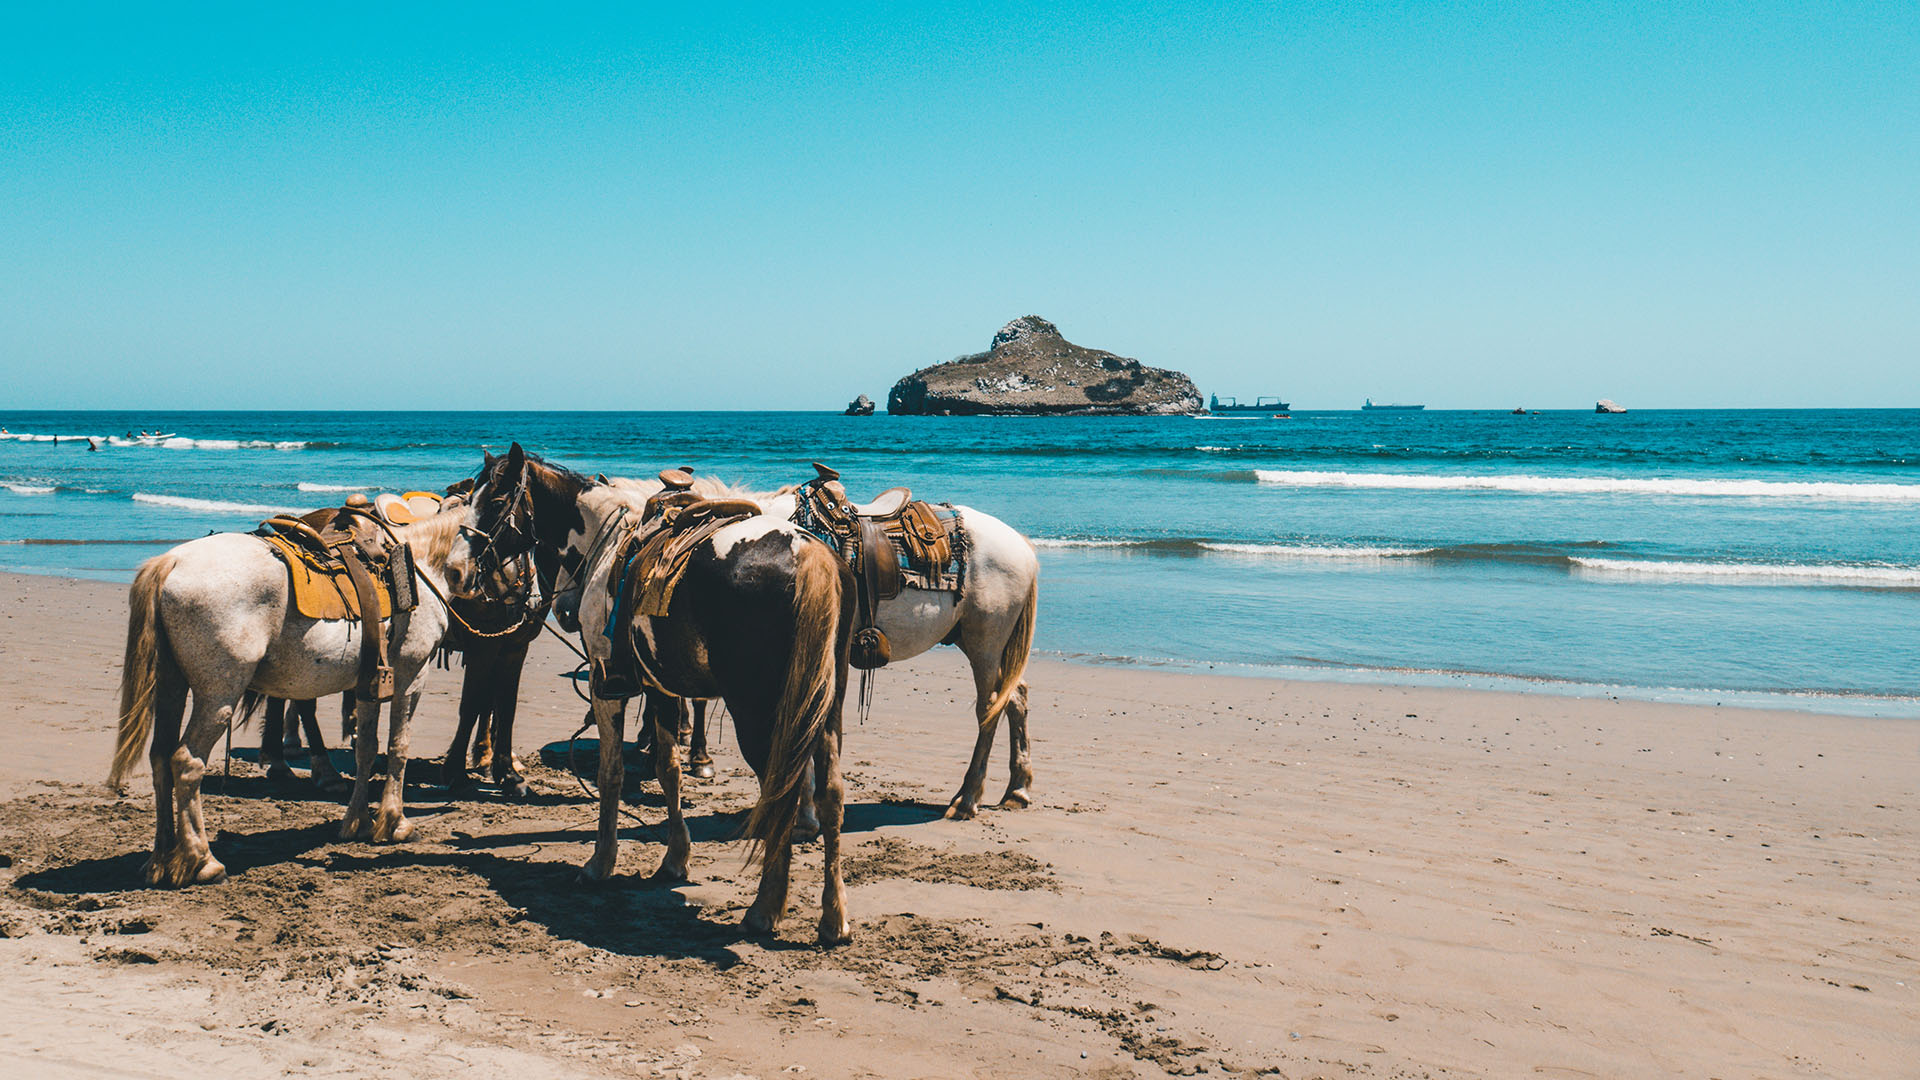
[258,494,419,702]
[792,463,966,669]
[598,470,763,698]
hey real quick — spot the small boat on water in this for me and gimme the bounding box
[1209,394,1290,415]
[1362,398,1424,411]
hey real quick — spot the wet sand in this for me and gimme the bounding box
[0,569,1914,1077]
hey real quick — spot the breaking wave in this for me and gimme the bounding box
[1570,557,1920,587]
[1249,470,1920,501]
[1032,535,1920,588]
[296,481,371,492]
[2,481,57,495]
[131,493,307,516]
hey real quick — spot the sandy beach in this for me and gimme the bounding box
[0,568,1914,1078]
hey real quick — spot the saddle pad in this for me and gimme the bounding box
[263,534,394,622]
[608,505,761,631]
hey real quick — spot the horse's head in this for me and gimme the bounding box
[465,442,596,621]
[443,482,542,627]
[465,444,538,584]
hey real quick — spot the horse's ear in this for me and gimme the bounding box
[481,450,497,471]
[506,442,526,469]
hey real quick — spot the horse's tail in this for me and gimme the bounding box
[979,574,1038,729]
[109,552,179,788]
[743,544,849,860]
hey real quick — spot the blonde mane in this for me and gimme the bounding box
[607,473,792,507]
[397,507,465,571]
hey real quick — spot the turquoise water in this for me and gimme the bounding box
[5,409,1919,715]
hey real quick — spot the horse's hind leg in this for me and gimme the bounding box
[995,681,1033,809]
[152,686,243,887]
[687,699,715,779]
[143,666,187,885]
[644,692,691,882]
[814,723,851,945]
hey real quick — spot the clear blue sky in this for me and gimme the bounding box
[3,3,1914,409]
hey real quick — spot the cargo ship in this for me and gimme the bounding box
[1209,394,1290,414]
[1361,398,1424,411]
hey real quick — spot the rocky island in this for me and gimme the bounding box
[885,316,1203,416]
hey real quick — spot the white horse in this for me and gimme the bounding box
[755,485,1039,820]
[108,507,480,887]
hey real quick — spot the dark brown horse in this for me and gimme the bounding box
[468,445,857,943]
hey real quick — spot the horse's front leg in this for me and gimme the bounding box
[645,693,691,881]
[294,699,345,790]
[261,697,294,785]
[339,693,383,841]
[442,659,488,790]
[687,699,715,779]
[371,688,418,843]
[579,694,626,882]
[487,641,531,799]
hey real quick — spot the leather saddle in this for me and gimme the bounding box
[598,469,763,699]
[257,494,419,702]
[792,463,966,669]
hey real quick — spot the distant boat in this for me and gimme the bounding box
[1511,407,1527,415]
[1595,399,1627,414]
[1210,394,1290,414]
[1362,398,1424,411]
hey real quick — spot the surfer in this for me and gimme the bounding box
[87,438,98,452]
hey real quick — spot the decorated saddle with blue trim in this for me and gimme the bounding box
[791,463,968,668]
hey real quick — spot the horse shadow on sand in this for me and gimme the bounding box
[13,787,944,964]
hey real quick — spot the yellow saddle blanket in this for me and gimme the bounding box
[262,533,396,623]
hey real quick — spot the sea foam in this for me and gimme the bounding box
[1570,557,1920,587]
[132,493,307,516]
[1252,470,1920,501]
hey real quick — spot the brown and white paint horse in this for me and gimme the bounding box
[469,445,857,943]
[109,506,484,886]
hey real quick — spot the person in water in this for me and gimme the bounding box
[87,438,98,451]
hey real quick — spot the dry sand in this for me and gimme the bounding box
[0,569,1914,1078]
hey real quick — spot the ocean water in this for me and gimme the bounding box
[5,409,1919,716]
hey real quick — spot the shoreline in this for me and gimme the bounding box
[9,564,1916,723]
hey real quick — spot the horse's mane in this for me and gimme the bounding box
[608,473,792,506]
[398,508,464,570]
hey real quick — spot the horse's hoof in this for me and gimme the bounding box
[818,917,852,946]
[371,814,414,844]
[793,819,821,844]
[442,766,472,792]
[339,811,374,842]
[650,859,690,884]
[742,907,778,935]
[266,763,297,786]
[144,851,225,888]
[689,762,716,780]
[994,788,1032,809]
[497,775,529,801]
[943,800,978,821]
[313,774,351,795]
[577,859,614,885]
